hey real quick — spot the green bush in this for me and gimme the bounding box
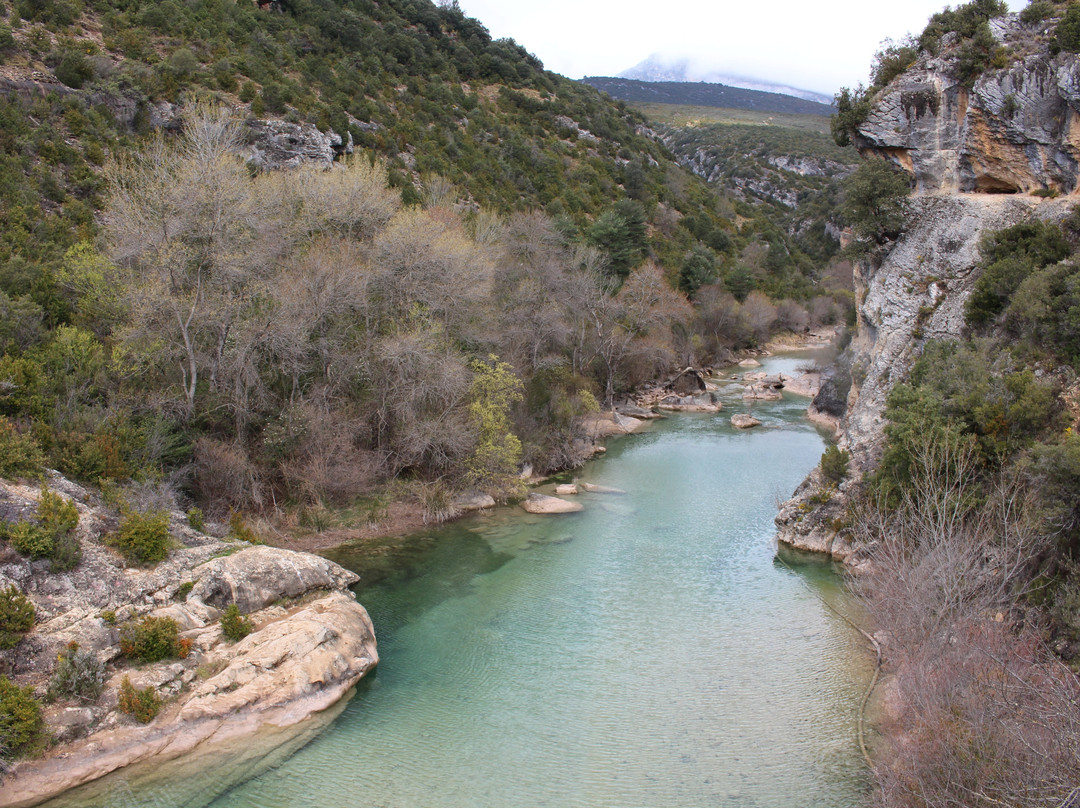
[0,674,46,758]
[1057,3,1080,52]
[820,444,851,484]
[4,521,52,560]
[0,417,45,479]
[841,160,912,248]
[117,676,160,724]
[185,507,204,533]
[219,603,253,643]
[119,616,189,662]
[966,220,1070,328]
[47,642,104,702]
[0,586,34,650]
[1020,0,1055,26]
[55,51,93,89]
[174,581,193,601]
[3,488,82,571]
[109,510,170,565]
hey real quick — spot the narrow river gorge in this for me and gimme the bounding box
[44,351,873,808]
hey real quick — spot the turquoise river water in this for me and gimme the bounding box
[45,352,873,808]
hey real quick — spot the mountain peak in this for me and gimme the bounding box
[619,54,833,106]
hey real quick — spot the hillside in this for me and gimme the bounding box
[0,0,854,536]
[580,77,835,116]
[777,2,1080,805]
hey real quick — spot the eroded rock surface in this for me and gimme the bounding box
[856,14,1080,194]
[0,476,376,808]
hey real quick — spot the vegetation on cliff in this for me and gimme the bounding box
[825,3,1080,803]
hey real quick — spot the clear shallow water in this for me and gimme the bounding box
[47,352,873,808]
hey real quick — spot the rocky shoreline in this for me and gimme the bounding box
[0,476,377,808]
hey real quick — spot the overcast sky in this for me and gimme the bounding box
[455,0,1027,96]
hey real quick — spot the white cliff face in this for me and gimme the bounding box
[844,194,1072,466]
[857,16,1080,195]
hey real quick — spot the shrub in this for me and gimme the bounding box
[4,521,53,560]
[0,417,45,479]
[47,643,104,703]
[109,510,170,565]
[55,51,93,89]
[820,444,851,484]
[219,604,253,643]
[185,507,204,533]
[1020,0,1055,26]
[0,586,34,650]
[1057,2,1080,52]
[117,676,160,724]
[227,512,261,544]
[119,616,189,662]
[174,581,193,601]
[0,674,46,758]
[3,488,81,570]
[841,160,912,248]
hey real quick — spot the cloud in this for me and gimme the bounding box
[457,0,1027,95]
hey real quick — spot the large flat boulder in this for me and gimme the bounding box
[521,494,583,514]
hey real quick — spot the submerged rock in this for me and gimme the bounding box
[521,494,583,514]
[580,482,626,495]
[554,484,579,496]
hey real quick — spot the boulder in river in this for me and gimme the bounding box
[580,482,626,495]
[731,414,763,429]
[555,484,579,495]
[521,494,584,514]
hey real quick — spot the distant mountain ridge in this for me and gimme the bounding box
[580,77,835,117]
[619,55,833,106]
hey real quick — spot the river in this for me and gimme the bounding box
[45,351,873,808]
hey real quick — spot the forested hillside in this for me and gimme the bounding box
[0,0,849,530]
[581,77,835,116]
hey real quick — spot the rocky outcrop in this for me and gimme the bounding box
[0,476,376,807]
[856,15,1080,194]
[243,119,353,170]
[776,194,1072,564]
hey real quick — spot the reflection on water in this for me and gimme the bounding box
[45,351,872,808]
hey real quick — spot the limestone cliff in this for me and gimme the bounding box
[856,15,1080,195]
[0,475,377,808]
[776,10,1079,563]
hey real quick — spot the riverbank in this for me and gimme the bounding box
[0,477,377,808]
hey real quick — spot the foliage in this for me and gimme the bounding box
[1056,2,1080,51]
[871,38,919,88]
[219,603,253,643]
[119,616,189,662]
[185,507,204,533]
[1,487,81,571]
[117,676,160,724]
[0,586,34,650]
[1020,0,1055,26]
[0,418,45,479]
[109,509,170,566]
[918,0,1009,53]
[819,444,850,483]
[48,642,105,703]
[227,512,261,545]
[831,85,874,148]
[0,674,46,759]
[965,218,1072,332]
[466,355,524,496]
[174,581,193,601]
[841,160,912,249]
